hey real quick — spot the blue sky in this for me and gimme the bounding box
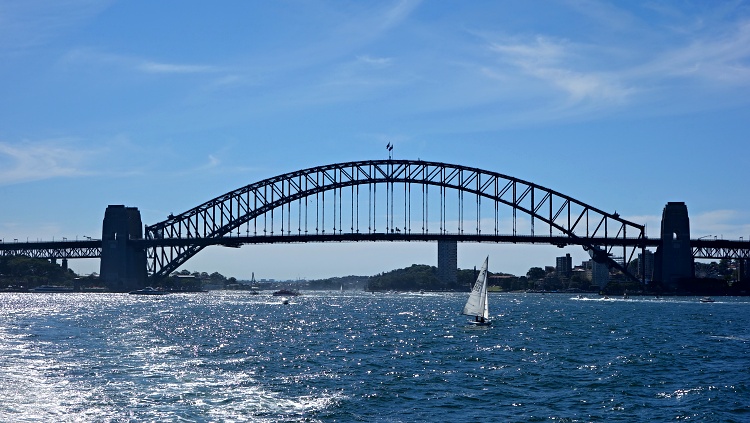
[1,0,749,280]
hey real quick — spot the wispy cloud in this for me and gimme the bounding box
[202,154,221,170]
[0,135,152,185]
[381,0,421,31]
[332,0,421,46]
[328,54,399,87]
[0,1,112,51]
[170,151,258,178]
[488,36,634,107]
[478,10,750,121]
[0,139,93,185]
[639,20,750,85]
[356,55,393,68]
[691,210,750,239]
[61,48,222,75]
[136,61,219,75]
[562,1,750,89]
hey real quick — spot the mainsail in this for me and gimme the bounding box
[462,256,489,319]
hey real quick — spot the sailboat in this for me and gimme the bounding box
[462,256,492,326]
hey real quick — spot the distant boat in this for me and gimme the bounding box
[129,287,169,295]
[31,285,74,293]
[462,256,492,326]
[700,297,715,303]
[281,297,290,305]
[273,289,300,297]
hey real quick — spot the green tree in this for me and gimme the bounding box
[368,264,443,291]
[526,267,545,281]
[0,256,75,288]
[569,272,588,290]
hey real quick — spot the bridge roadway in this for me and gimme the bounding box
[137,233,659,248]
[0,239,102,259]
[1,236,749,260]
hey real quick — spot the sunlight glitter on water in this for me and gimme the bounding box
[0,292,748,421]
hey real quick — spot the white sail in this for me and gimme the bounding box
[462,256,489,319]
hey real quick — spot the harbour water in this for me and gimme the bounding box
[0,291,748,422]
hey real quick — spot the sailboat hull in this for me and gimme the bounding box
[468,320,492,326]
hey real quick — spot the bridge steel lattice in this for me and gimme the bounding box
[0,240,101,260]
[692,239,750,260]
[145,159,647,281]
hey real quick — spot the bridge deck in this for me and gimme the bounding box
[3,237,749,260]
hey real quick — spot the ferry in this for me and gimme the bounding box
[31,285,75,293]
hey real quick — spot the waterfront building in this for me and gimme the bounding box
[556,253,572,276]
[638,250,655,282]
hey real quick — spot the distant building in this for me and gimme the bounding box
[638,250,655,282]
[581,259,609,288]
[556,253,572,276]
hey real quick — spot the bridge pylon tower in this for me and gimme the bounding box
[654,202,693,289]
[100,205,147,292]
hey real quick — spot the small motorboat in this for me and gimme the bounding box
[129,287,170,295]
[699,297,715,303]
[273,289,300,297]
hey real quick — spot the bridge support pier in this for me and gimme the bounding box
[437,240,457,287]
[100,205,147,292]
[654,202,694,290]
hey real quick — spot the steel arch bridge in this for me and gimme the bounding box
[144,159,647,281]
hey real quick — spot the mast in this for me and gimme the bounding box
[482,271,489,319]
[480,256,489,319]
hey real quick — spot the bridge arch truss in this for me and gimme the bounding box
[145,160,646,280]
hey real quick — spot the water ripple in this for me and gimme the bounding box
[0,292,748,421]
